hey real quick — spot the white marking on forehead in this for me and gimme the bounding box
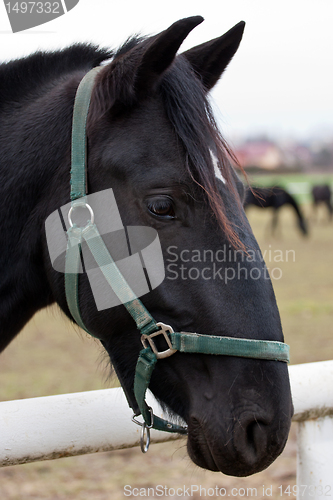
[209,149,226,184]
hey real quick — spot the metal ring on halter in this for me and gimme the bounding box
[132,407,154,453]
[68,203,94,228]
[140,423,151,453]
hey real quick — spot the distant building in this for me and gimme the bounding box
[233,138,316,171]
[234,139,285,170]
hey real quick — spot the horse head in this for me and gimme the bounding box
[45,17,293,476]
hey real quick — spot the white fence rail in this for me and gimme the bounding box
[289,361,333,498]
[0,387,180,465]
[1,360,333,498]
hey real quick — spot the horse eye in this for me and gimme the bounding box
[146,197,176,219]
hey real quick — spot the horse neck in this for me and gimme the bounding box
[284,192,308,235]
[285,192,303,219]
[0,75,78,350]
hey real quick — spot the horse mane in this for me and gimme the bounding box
[0,44,112,108]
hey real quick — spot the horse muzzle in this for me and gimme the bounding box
[186,404,291,476]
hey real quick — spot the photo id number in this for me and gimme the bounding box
[278,485,332,497]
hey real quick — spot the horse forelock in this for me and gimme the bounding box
[160,56,245,249]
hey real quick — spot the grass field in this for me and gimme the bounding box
[0,183,332,499]
[245,171,333,204]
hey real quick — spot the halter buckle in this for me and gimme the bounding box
[141,322,177,359]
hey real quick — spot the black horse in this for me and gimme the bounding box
[312,184,332,221]
[244,186,308,236]
[0,17,292,476]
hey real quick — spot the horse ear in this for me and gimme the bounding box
[182,21,245,90]
[88,16,204,124]
[134,16,204,92]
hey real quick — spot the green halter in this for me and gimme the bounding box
[65,68,290,452]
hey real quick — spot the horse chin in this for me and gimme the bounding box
[186,430,221,473]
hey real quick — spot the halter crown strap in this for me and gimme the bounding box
[70,67,102,201]
[65,68,290,450]
[67,67,157,339]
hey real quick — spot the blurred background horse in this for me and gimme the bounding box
[244,186,308,237]
[311,184,332,221]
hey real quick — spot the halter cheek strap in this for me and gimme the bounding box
[64,68,290,453]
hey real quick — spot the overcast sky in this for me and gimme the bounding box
[1,0,333,140]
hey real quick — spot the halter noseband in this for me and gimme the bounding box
[64,68,289,452]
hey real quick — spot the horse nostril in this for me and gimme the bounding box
[234,415,269,467]
[245,420,267,456]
